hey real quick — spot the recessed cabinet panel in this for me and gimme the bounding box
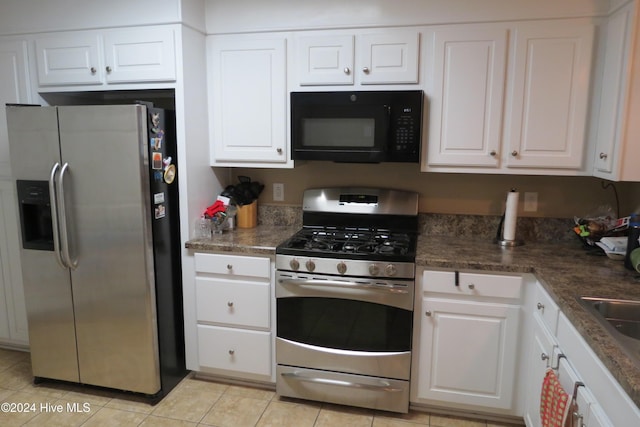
[36,34,102,86]
[417,297,520,409]
[103,28,176,83]
[297,35,354,85]
[506,21,594,169]
[427,27,507,167]
[209,36,287,165]
[359,31,419,85]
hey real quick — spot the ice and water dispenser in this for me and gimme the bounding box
[17,180,54,251]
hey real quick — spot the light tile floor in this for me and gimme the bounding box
[0,348,522,427]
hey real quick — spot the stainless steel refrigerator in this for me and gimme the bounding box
[6,104,186,401]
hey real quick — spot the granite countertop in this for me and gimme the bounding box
[185,226,640,408]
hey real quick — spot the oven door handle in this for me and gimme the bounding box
[278,277,408,294]
[280,372,404,392]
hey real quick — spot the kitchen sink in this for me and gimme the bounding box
[577,296,640,362]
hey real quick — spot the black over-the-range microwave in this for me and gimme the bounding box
[290,90,424,163]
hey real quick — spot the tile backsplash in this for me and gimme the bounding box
[258,204,575,242]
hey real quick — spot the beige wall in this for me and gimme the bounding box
[232,164,640,218]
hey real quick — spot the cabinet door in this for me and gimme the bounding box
[103,27,176,84]
[209,36,287,165]
[358,31,419,84]
[416,297,520,409]
[0,39,31,177]
[35,33,102,86]
[523,315,557,427]
[506,21,594,169]
[593,4,633,179]
[296,34,354,85]
[427,27,508,167]
[0,180,28,344]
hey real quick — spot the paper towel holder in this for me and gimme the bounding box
[495,188,524,247]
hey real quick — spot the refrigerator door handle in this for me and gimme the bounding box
[49,162,67,268]
[57,162,78,270]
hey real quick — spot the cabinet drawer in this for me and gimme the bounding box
[197,325,271,376]
[533,282,559,333]
[423,270,522,299]
[194,253,270,279]
[196,277,270,328]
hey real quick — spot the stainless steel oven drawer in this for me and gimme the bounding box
[276,365,409,413]
[276,337,410,380]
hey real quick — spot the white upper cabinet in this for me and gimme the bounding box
[296,34,355,85]
[593,2,640,181]
[294,29,419,87]
[505,20,594,169]
[35,26,176,89]
[427,26,508,167]
[0,39,31,178]
[208,34,290,167]
[424,19,595,174]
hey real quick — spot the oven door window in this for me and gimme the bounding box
[277,297,412,352]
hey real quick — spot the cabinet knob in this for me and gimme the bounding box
[425,310,432,317]
[227,264,233,270]
[362,67,370,74]
[537,302,545,311]
[541,353,549,361]
[228,349,235,355]
[343,67,351,75]
[277,148,283,155]
[511,150,518,157]
[227,301,234,307]
[90,67,97,75]
[489,150,497,157]
[599,152,608,160]
[468,284,475,290]
[106,66,113,73]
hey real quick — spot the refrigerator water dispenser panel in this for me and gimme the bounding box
[17,180,54,251]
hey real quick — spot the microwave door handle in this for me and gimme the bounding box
[383,105,391,152]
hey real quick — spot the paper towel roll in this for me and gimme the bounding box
[503,190,519,241]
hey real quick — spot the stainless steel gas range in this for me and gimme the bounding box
[275,187,419,413]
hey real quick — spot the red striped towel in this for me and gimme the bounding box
[540,369,571,427]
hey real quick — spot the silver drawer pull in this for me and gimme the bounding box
[228,349,235,355]
[278,278,407,294]
[227,264,233,270]
[537,302,545,311]
[541,353,549,361]
[227,301,234,307]
[281,372,402,392]
[425,311,432,317]
[468,284,475,290]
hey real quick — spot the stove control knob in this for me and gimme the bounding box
[289,259,300,271]
[385,264,397,277]
[369,264,380,276]
[305,260,316,272]
[337,262,347,275]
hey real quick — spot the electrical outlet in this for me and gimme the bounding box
[273,183,284,202]
[524,192,538,212]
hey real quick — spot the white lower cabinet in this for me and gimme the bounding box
[0,179,28,346]
[197,325,271,377]
[522,282,638,427]
[412,269,523,413]
[194,252,273,382]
